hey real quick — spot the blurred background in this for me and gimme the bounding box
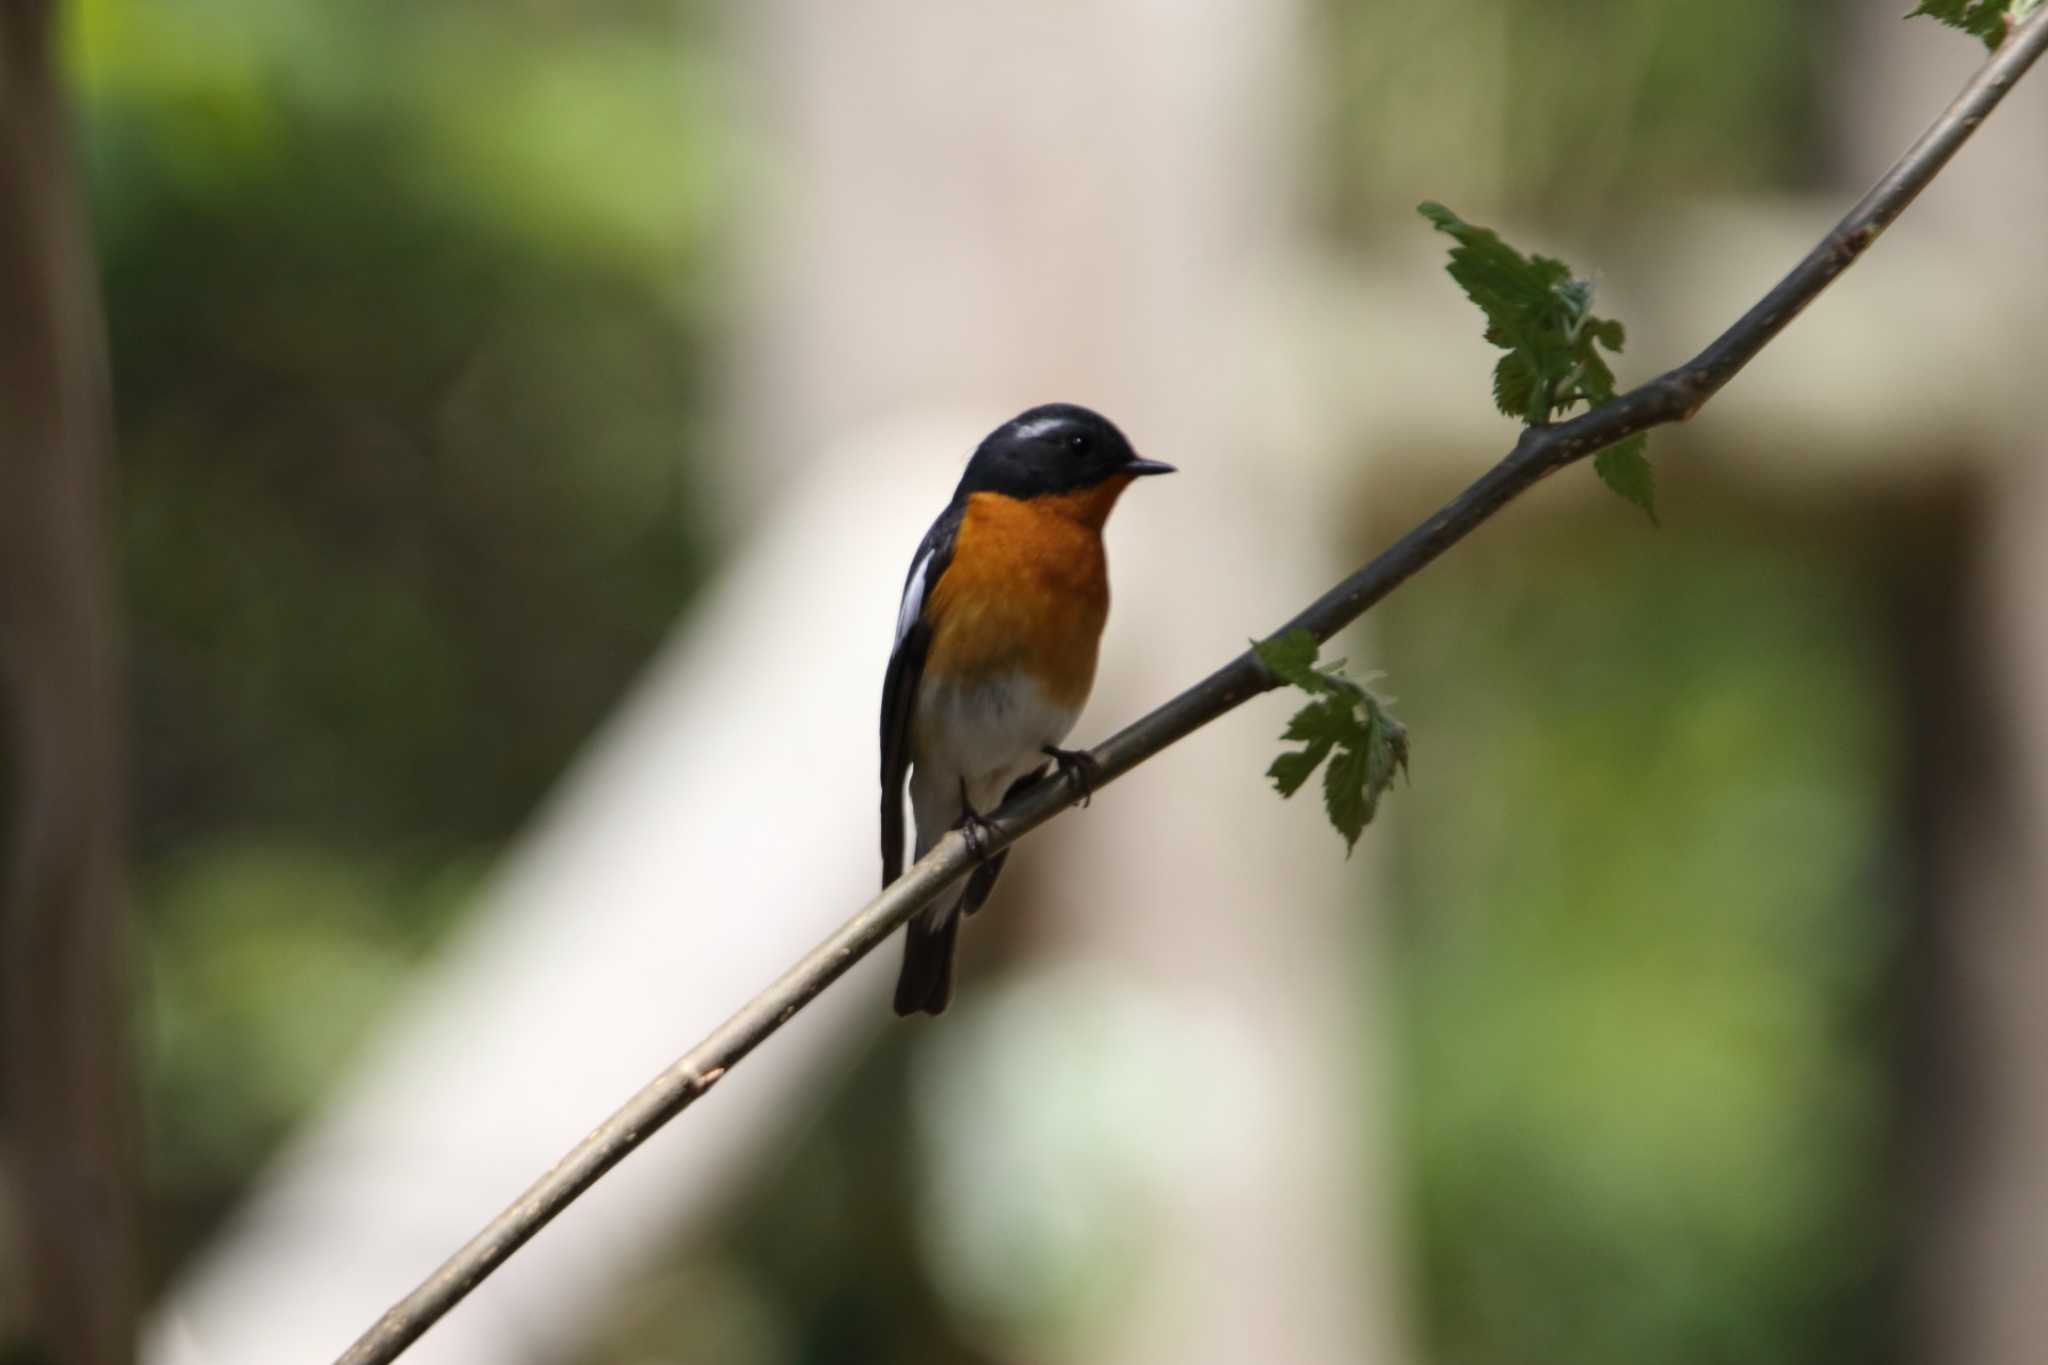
[3,1,2046,1362]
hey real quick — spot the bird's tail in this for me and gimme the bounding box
[960,848,1009,916]
[893,907,959,1017]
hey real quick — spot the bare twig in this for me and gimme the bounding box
[335,13,2048,1363]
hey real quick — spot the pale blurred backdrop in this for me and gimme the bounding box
[8,1,2047,1363]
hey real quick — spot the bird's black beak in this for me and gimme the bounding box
[1126,457,1176,477]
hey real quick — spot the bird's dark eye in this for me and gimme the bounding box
[1067,433,1091,454]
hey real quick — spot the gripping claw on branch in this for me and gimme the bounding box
[1042,746,1100,808]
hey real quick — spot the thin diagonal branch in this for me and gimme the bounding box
[335,12,2048,1363]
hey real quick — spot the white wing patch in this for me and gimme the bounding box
[894,548,933,649]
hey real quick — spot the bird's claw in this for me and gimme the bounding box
[1042,746,1099,808]
[956,778,1000,861]
[960,809,999,860]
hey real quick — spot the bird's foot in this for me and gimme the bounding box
[956,779,1000,861]
[1042,745,1100,808]
[959,809,1000,860]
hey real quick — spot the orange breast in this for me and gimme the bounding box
[923,485,1129,710]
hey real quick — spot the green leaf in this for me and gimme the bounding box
[1253,629,1321,689]
[1323,742,1370,851]
[1421,200,1662,520]
[1318,696,1411,856]
[1908,0,2022,50]
[1491,349,1543,422]
[1594,436,1657,525]
[1283,696,1359,746]
[1419,202,1597,426]
[1257,630,1364,700]
[1363,696,1412,797]
[1258,633,1409,852]
[1268,737,1333,798]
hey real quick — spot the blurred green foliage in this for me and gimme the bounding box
[1378,487,1903,1365]
[1319,0,1822,233]
[65,0,728,1279]
[1321,9,1907,1353]
[145,843,484,1242]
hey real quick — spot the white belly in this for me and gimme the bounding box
[909,671,1079,855]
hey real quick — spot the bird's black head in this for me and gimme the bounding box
[957,403,1174,501]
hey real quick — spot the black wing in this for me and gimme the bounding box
[881,502,961,887]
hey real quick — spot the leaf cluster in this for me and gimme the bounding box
[1254,630,1409,854]
[1909,0,2038,51]
[1418,201,1656,524]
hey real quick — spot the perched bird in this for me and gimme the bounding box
[880,403,1173,1016]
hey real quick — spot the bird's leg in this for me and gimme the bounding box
[955,777,999,861]
[1041,746,1100,808]
[964,768,1039,914]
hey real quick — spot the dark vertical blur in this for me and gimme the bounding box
[1887,478,1991,1365]
[0,3,135,1362]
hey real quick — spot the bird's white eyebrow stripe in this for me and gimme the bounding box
[895,549,932,647]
